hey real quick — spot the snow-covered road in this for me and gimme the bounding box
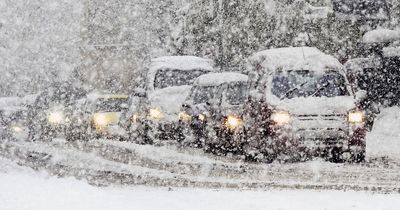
[1,157,399,210]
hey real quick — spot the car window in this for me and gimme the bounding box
[154,69,208,89]
[225,82,249,105]
[189,86,219,105]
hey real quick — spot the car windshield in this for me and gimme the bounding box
[272,70,349,99]
[225,82,248,105]
[189,85,219,105]
[154,69,208,89]
[95,98,129,112]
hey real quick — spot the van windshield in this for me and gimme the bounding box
[272,70,349,99]
[154,69,208,89]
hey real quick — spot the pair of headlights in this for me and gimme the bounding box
[178,112,206,123]
[271,110,365,125]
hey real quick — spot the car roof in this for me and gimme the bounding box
[248,47,344,74]
[149,56,214,73]
[194,72,248,87]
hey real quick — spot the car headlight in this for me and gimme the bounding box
[225,116,242,130]
[271,111,291,125]
[48,111,65,124]
[93,113,111,126]
[149,108,164,120]
[12,126,23,133]
[132,113,139,123]
[198,114,206,122]
[178,112,192,123]
[348,111,364,123]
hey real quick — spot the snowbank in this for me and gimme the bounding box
[362,29,400,44]
[367,107,400,160]
[1,159,400,210]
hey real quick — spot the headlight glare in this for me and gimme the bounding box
[12,126,23,133]
[178,112,192,123]
[93,113,110,126]
[348,111,364,123]
[225,116,242,130]
[48,111,65,124]
[149,108,163,119]
[198,114,206,121]
[271,111,291,125]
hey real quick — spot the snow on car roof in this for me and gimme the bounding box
[249,47,343,73]
[195,72,248,86]
[149,56,214,72]
[383,47,400,58]
[362,29,400,44]
[344,57,381,73]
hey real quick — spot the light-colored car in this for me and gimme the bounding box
[243,47,366,162]
[67,93,130,141]
[133,56,215,144]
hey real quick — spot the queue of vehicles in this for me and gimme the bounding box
[2,48,389,163]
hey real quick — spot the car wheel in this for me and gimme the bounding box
[330,147,344,163]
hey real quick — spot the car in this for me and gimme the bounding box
[67,93,130,141]
[178,72,249,152]
[242,47,367,163]
[0,106,30,142]
[28,82,87,141]
[133,56,215,144]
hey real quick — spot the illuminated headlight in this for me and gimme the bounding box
[271,111,291,125]
[93,113,110,126]
[12,126,23,133]
[198,114,206,122]
[178,112,192,123]
[132,113,139,123]
[149,108,164,120]
[348,111,364,123]
[225,116,242,130]
[48,111,65,124]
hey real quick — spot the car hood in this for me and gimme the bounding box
[149,85,192,116]
[271,96,356,116]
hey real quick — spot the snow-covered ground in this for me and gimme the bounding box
[1,157,399,210]
[367,107,400,160]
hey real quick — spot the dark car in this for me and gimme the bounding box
[178,72,249,152]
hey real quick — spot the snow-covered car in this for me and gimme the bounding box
[0,106,30,141]
[244,47,366,162]
[29,82,87,141]
[178,72,249,151]
[134,56,215,144]
[67,93,130,141]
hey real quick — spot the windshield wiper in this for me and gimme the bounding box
[280,81,308,100]
[310,83,330,97]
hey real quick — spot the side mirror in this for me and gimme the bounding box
[355,90,367,101]
[133,88,147,98]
